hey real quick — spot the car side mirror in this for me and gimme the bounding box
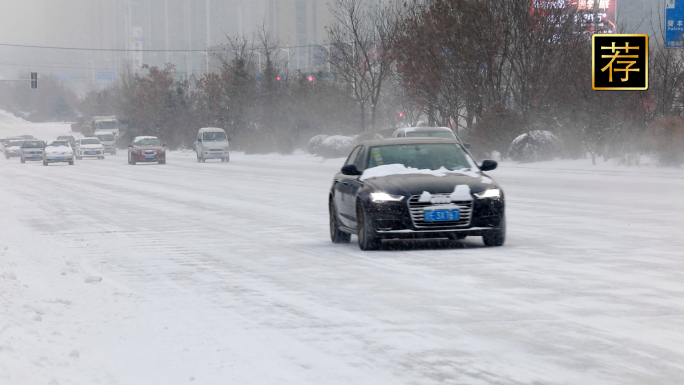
[463,143,471,148]
[127,144,133,148]
[341,164,361,176]
[480,160,498,172]
[162,143,167,147]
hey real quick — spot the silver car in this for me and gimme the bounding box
[43,140,75,166]
[20,140,46,163]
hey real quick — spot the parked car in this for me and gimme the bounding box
[43,140,74,166]
[75,137,105,160]
[392,127,469,147]
[20,140,46,163]
[20,134,36,140]
[94,131,117,155]
[194,127,229,162]
[4,138,25,159]
[329,137,505,250]
[128,136,166,165]
[56,135,77,149]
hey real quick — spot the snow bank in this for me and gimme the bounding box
[306,135,329,155]
[508,130,561,162]
[317,135,356,158]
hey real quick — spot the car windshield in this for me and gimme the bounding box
[81,138,101,145]
[367,143,474,171]
[97,121,118,129]
[8,140,24,147]
[50,141,70,147]
[57,136,75,142]
[134,138,161,146]
[96,134,115,141]
[202,132,227,141]
[406,131,456,139]
[21,135,35,140]
[22,141,44,148]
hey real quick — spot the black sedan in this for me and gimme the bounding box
[329,138,505,250]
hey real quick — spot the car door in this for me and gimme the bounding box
[334,145,362,228]
[341,146,368,229]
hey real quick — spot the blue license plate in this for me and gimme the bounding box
[424,209,460,222]
[87,151,96,155]
[212,154,222,158]
[145,155,154,159]
[55,157,65,160]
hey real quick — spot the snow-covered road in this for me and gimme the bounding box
[2,114,684,385]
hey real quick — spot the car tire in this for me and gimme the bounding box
[43,159,48,166]
[482,215,506,247]
[76,156,82,160]
[159,159,166,164]
[69,160,74,165]
[357,204,380,251]
[329,200,351,244]
[20,157,25,164]
[201,157,206,163]
[113,150,116,155]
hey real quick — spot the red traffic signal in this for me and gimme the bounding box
[276,75,282,81]
[307,75,314,82]
[398,112,404,118]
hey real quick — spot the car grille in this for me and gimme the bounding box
[143,150,157,155]
[408,194,473,229]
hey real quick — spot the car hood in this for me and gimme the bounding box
[7,146,22,151]
[80,144,103,149]
[46,147,73,154]
[363,171,498,197]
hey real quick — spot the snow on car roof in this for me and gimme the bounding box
[94,131,115,135]
[134,136,159,140]
[198,127,226,133]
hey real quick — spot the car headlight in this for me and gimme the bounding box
[371,192,405,202]
[474,189,501,199]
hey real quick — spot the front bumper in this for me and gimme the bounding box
[5,151,21,157]
[79,150,104,157]
[201,150,229,159]
[131,152,165,162]
[45,155,74,163]
[22,153,43,161]
[364,197,504,238]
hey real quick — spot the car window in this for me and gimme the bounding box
[22,141,44,148]
[345,146,362,167]
[406,131,456,139]
[353,147,366,171]
[367,143,475,171]
[81,138,101,145]
[134,138,162,146]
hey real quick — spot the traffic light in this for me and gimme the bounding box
[307,75,314,83]
[276,75,282,81]
[398,112,404,118]
[30,72,37,89]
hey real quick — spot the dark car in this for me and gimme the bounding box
[56,135,77,149]
[128,136,166,165]
[329,138,505,250]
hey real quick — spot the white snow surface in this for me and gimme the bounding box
[361,164,480,181]
[2,112,684,385]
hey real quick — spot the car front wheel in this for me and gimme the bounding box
[329,200,351,244]
[357,204,380,251]
[43,159,48,166]
[482,215,506,247]
[20,157,25,163]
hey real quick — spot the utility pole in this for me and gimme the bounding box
[593,0,600,34]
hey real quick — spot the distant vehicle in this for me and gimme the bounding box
[20,134,36,140]
[94,131,117,155]
[89,116,119,137]
[4,138,25,159]
[194,127,230,163]
[128,136,166,165]
[56,135,77,149]
[43,140,74,166]
[392,127,470,147]
[328,137,505,250]
[75,138,105,160]
[20,140,46,163]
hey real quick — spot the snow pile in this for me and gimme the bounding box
[306,135,329,155]
[360,164,479,181]
[84,276,103,283]
[317,135,356,158]
[418,185,473,203]
[508,130,561,162]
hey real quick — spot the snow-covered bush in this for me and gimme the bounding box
[317,135,356,158]
[307,135,329,155]
[508,130,560,162]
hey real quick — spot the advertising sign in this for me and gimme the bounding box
[666,0,684,48]
[97,71,116,83]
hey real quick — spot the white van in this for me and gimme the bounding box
[194,127,230,162]
[94,131,117,155]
